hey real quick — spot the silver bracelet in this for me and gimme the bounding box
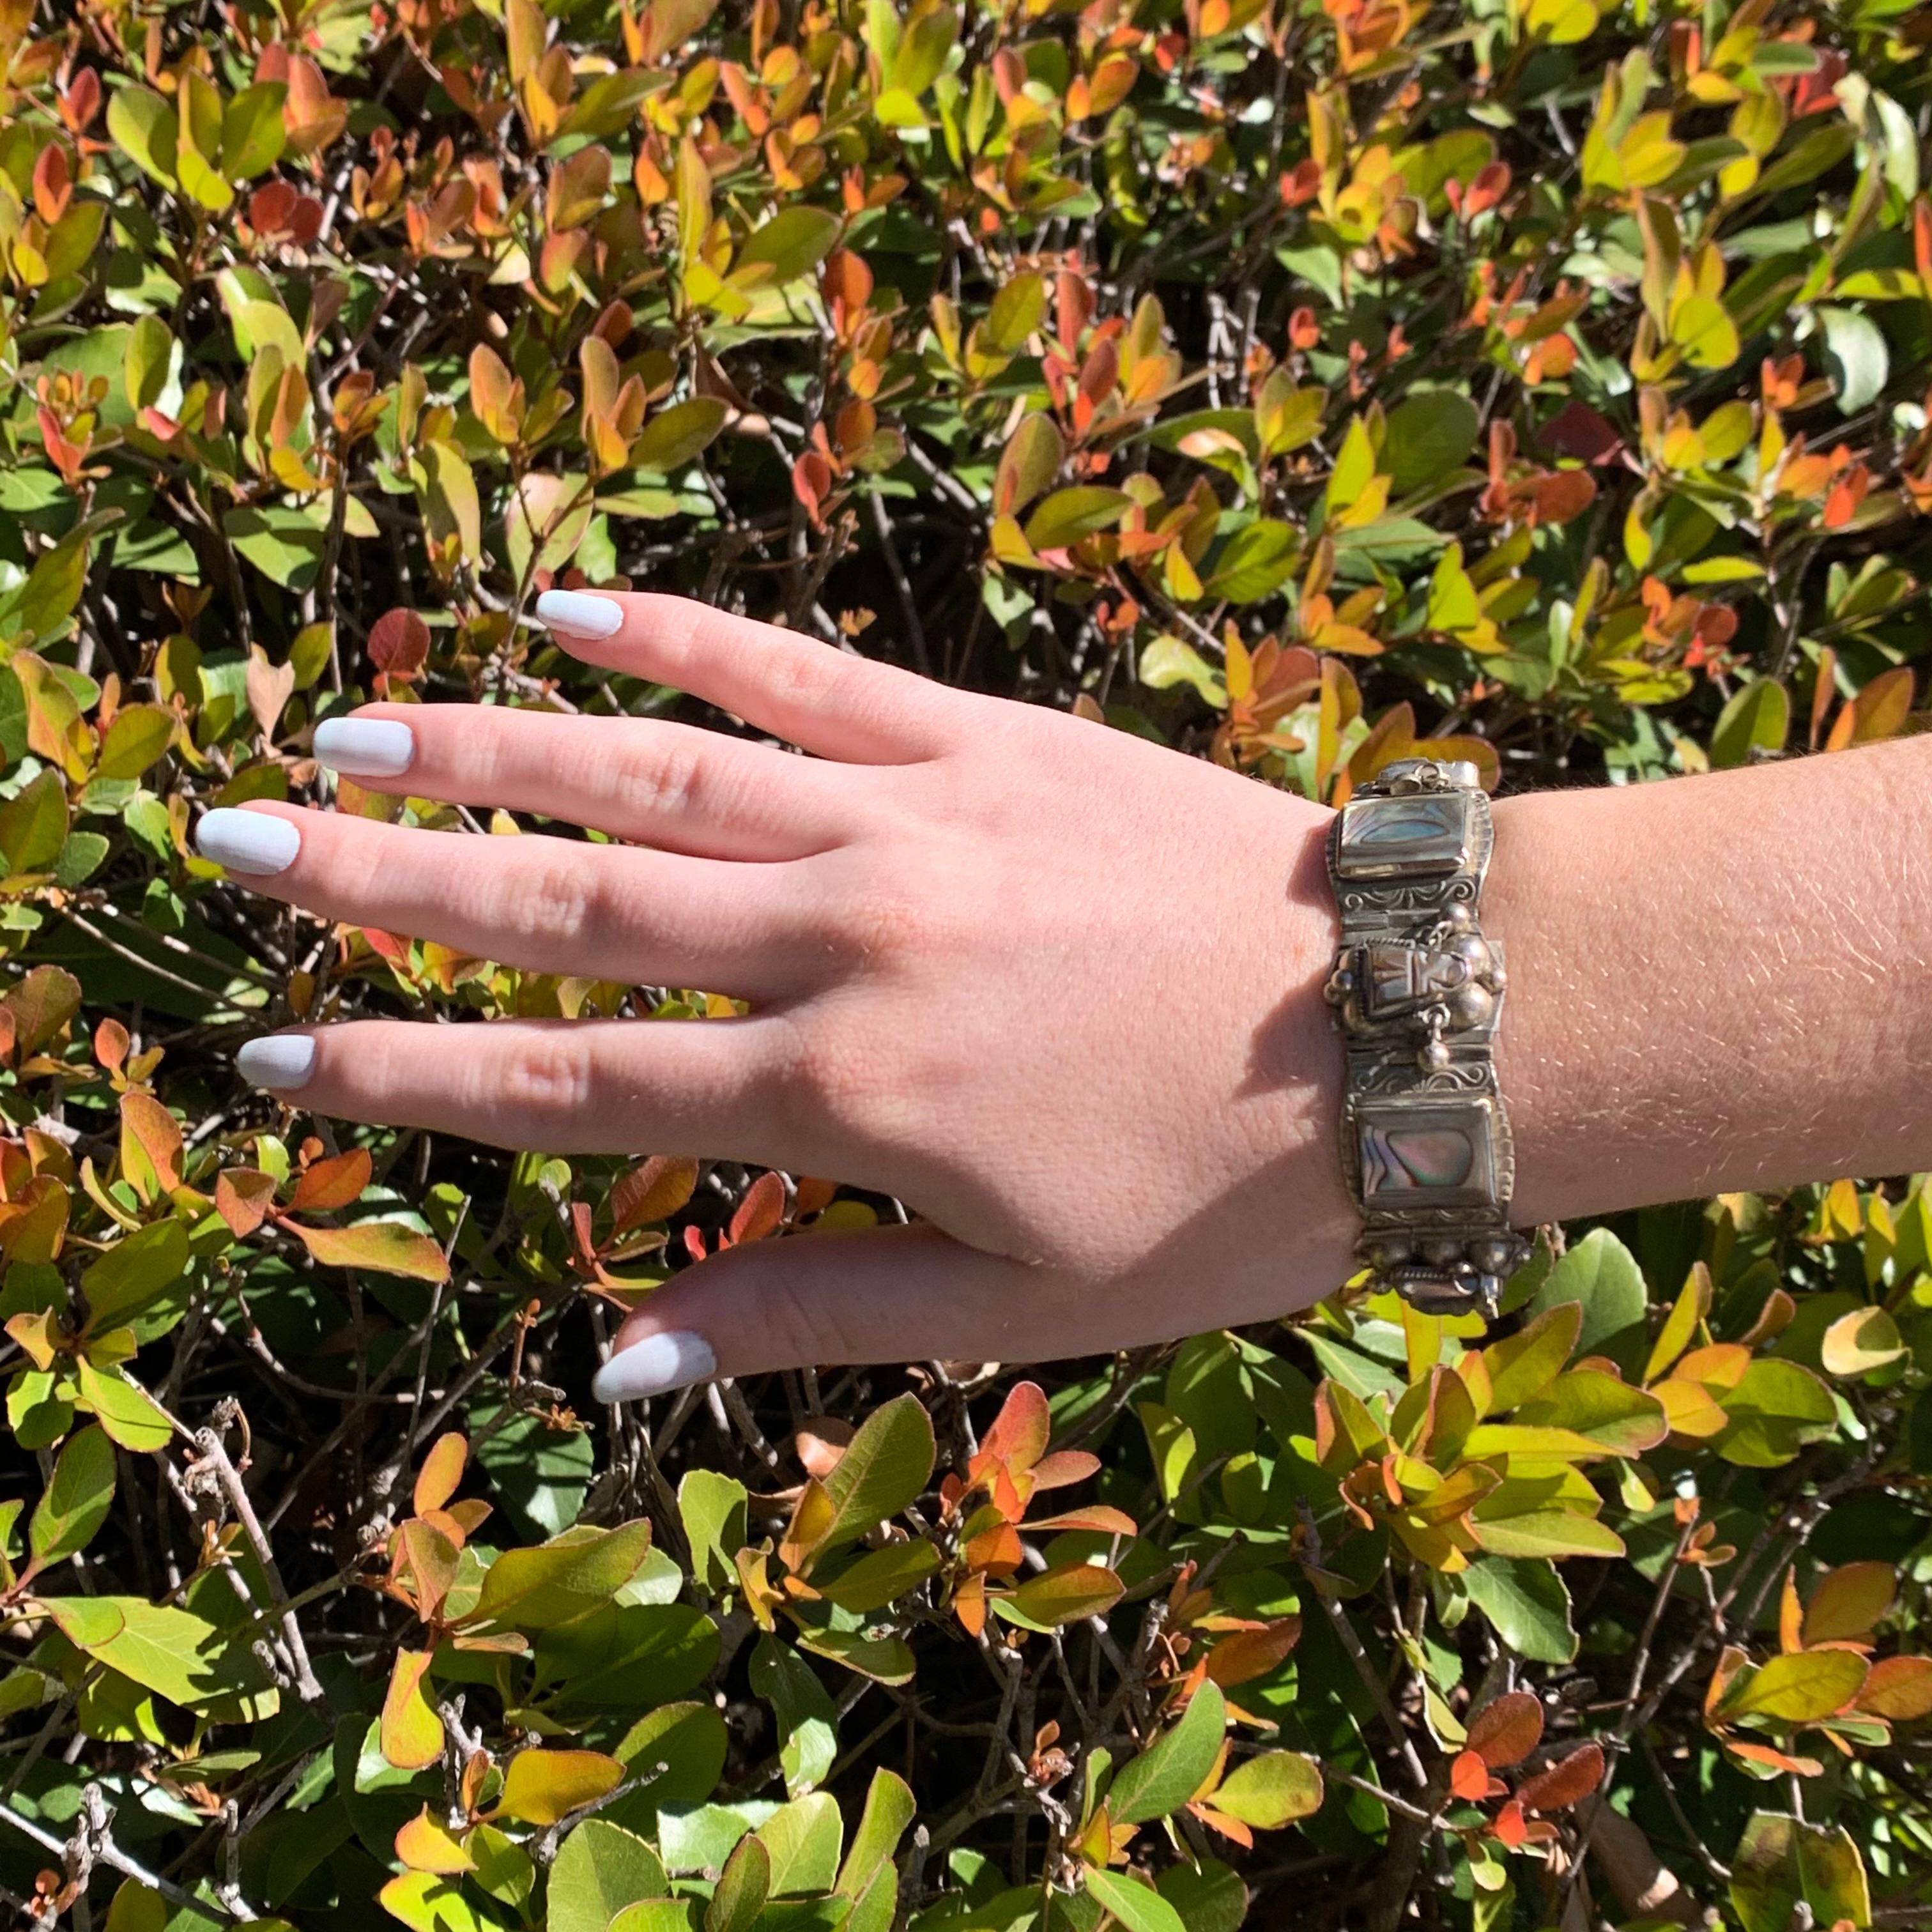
[1322,756,1529,1319]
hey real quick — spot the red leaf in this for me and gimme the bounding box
[368,608,431,680]
[1492,1799,1528,1848]
[1517,1743,1604,1814]
[1468,1690,1544,1769]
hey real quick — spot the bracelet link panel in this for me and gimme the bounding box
[1322,756,1529,1320]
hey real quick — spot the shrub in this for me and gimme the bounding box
[0,0,1926,1929]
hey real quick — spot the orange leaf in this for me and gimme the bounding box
[1203,1617,1302,1688]
[215,1168,277,1238]
[727,1170,785,1245]
[119,1091,182,1196]
[394,1806,474,1874]
[284,1219,451,1283]
[1450,1750,1490,1800]
[1857,1654,1932,1721]
[380,1650,445,1770]
[610,1154,699,1236]
[981,1380,1051,1474]
[291,1148,372,1213]
[413,1432,469,1517]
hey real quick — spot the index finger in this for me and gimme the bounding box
[532,590,974,764]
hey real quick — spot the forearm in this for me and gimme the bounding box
[1491,735,1932,1227]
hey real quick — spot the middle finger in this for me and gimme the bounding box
[312,704,864,861]
[194,802,833,1001]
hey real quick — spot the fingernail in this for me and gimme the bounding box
[196,809,301,876]
[236,1034,317,1091]
[592,1330,716,1403]
[534,589,624,640]
[313,717,415,778]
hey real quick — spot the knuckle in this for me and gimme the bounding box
[622,733,712,824]
[490,1034,595,1119]
[496,857,607,953]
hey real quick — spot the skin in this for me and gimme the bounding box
[210,591,1932,1385]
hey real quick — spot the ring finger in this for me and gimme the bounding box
[235,1015,817,1163]
[194,802,832,1000]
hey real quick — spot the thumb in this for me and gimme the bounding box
[590,1222,1072,1400]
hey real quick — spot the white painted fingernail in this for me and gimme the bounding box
[195,809,300,876]
[313,717,415,778]
[592,1331,716,1403]
[236,1035,317,1091]
[534,589,624,640]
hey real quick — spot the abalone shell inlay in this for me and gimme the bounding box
[1335,793,1472,879]
[1359,1124,1475,1197]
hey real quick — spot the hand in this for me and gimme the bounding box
[195,590,1355,1398]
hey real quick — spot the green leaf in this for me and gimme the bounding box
[1710,678,1790,769]
[1467,1509,1626,1560]
[549,1821,670,1932]
[1085,1868,1187,1932]
[836,1770,914,1900]
[106,86,178,187]
[1023,487,1133,551]
[82,1220,190,1332]
[820,1392,934,1550]
[29,1425,116,1568]
[678,1468,748,1593]
[1714,1359,1837,1468]
[74,1360,172,1453]
[1383,390,1480,495]
[1732,1814,1871,1932]
[1462,1558,1577,1664]
[609,1905,705,1932]
[632,399,730,473]
[1209,1752,1322,1828]
[0,770,70,875]
[813,1538,939,1614]
[224,506,325,591]
[999,1561,1124,1630]
[751,1636,839,1798]
[42,1596,267,1708]
[736,208,841,286]
[472,1521,654,1630]
[1157,1859,1247,1932]
[1206,521,1298,602]
[98,703,175,781]
[707,1832,770,1932]
[216,267,305,366]
[1817,305,1888,415]
[1528,1229,1647,1360]
[755,1791,843,1896]
[123,316,173,413]
[1482,1303,1581,1412]
[1514,1370,1668,1455]
[983,273,1046,353]
[1722,1650,1868,1723]
[221,82,287,179]
[54,832,109,889]
[1108,1681,1226,1825]
[0,532,90,647]
[1670,294,1740,370]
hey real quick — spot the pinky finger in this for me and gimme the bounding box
[234,1016,813,1166]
